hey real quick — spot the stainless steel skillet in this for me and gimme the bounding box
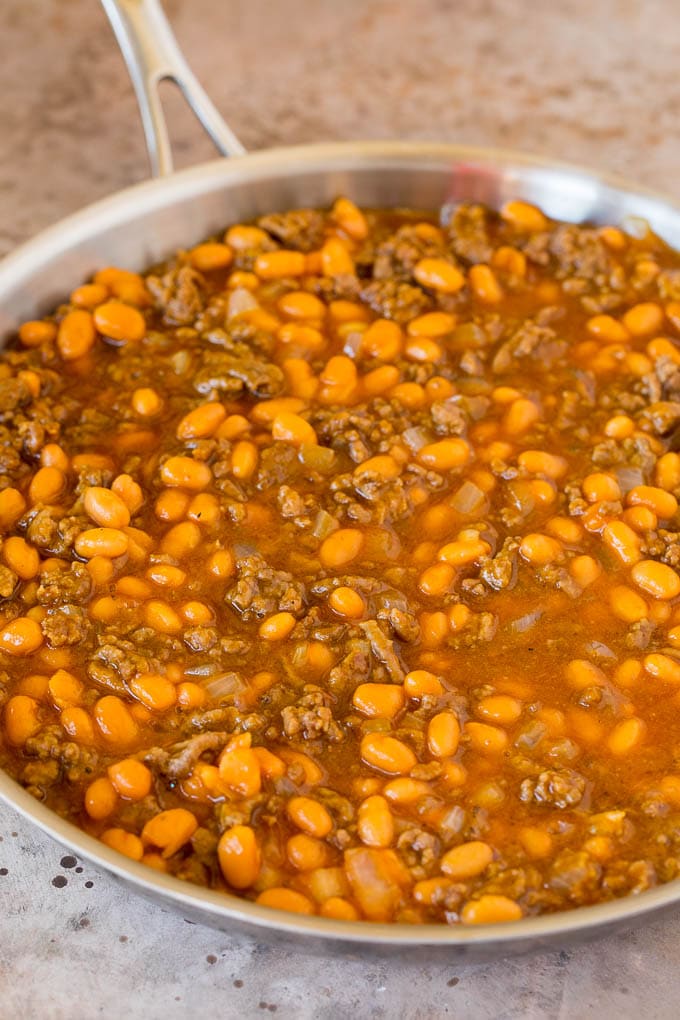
[2,0,680,959]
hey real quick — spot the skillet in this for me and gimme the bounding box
[2,0,680,957]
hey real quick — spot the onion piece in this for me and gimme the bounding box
[508,609,543,634]
[450,480,486,515]
[312,509,338,540]
[613,465,645,494]
[343,329,364,357]
[228,286,259,319]
[402,426,431,453]
[299,444,336,472]
[205,672,243,700]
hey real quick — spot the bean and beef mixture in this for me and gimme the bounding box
[4,197,680,926]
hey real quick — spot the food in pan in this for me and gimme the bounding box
[3,196,680,925]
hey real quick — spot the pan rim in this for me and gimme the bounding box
[3,137,680,947]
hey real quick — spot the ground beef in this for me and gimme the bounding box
[549,850,602,903]
[41,605,89,647]
[519,769,586,809]
[446,204,494,265]
[226,554,306,620]
[257,209,325,252]
[480,538,519,590]
[90,635,159,685]
[147,265,205,326]
[281,687,343,742]
[0,563,18,598]
[145,731,229,779]
[193,350,284,400]
[491,319,567,374]
[359,619,405,683]
[0,376,32,421]
[373,225,444,281]
[360,278,430,323]
[327,636,372,693]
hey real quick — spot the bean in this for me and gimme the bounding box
[404,670,444,698]
[427,711,461,758]
[469,264,503,303]
[57,309,96,359]
[28,466,65,504]
[0,488,26,530]
[84,777,119,820]
[4,695,41,744]
[100,829,144,861]
[60,706,95,744]
[503,398,541,435]
[176,682,208,710]
[519,827,553,859]
[518,450,568,479]
[417,438,470,471]
[287,796,333,838]
[476,695,522,725]
[160,521,202,558]
[644,653,680,684]
[622,302,664,336]
[207,549,235,579]
[190,242,233,271]
[360,733,417,775]
[48,670,83,707]
[607,717,646,755]
[19,319,57,347]
[319,528,363,568]
[461,895,522,925]
[219,744,262,798]
[0,618,43,656]
[129,672,177,711]
[75,528,129,560]
[627,485,678,519]
[328,586,365,620]
[255,250,306,279]
[631,560,680,600]
[464,721,508,754]
[357,795,394,848]
[287,833,329,871]
[84,487,131,528]
[256,888,315,915]
[272,411,318,446]
[602,521,641,565]
[352,683,405,719]
[418,562,456,596]
[609,585,648,623]
[501,200,547,232]
[519,533,563,565]
[160,456,212,490]
[94,696,139,745]
[321,238,355,276]
[259,612,296,641]
[111,474,144,514]
[142,808,198,857]
[155,489,190,522]
[107,759,152,800]
[3,536,40,580]
[361,319,403,361]
[231,440,259,480]
[331,197,368,240]
[218,825,261,888]
[320,898,359,921]
[441,840,493,879]
[413,258,464,293]
[176,402,226,439]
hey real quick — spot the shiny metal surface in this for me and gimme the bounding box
[3,141,680,954]
[101,0,245,174]
[4,0,680,960]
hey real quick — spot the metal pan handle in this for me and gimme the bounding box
[101,0,246,176]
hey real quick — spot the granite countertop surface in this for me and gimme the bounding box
[3,1,680,1017]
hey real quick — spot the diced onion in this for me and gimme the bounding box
[450,480,486,515]
[205,673,243,700]
[402,427,431,452]
[343,330,364,357]
[312,509,338,540]
[299,444,336,472]
[228,287,259,319]
[508,609,542,633]
[613,465,644,494]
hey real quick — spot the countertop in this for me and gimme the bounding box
[2,1,680,1017]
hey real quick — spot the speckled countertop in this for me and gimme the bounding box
[3,1,680,1017]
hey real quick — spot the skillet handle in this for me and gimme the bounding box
[100,0,246,176]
